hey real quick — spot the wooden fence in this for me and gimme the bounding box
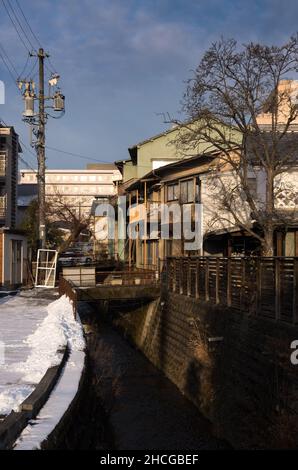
[166,256,298,324]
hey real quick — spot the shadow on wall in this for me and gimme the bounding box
[102,288,298,449]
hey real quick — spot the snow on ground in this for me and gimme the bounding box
[15,349,85,450]
[0,293,84,416]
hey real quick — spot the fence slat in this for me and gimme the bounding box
[166,256,298,324]
[275,258,281,321]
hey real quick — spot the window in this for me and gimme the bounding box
[167,183,179,201]
[285,232,295,256]
[180,179,194,204]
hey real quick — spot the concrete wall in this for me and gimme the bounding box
[110,291,298,449]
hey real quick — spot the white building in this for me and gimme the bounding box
[19,164,121,217]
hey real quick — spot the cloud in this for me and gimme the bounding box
[1,0,298,168]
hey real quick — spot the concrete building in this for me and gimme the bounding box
[19,164,121,217]
[0,125,22,228]
[0,125,28,289]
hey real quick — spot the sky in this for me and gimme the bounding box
[0,0,297,169]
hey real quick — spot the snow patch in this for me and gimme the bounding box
[15,350,85,450]
[0,385,34,415]
[0,295,85,416]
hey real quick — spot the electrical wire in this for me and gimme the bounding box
[45,146,114,163]
[46,56,57,74]
[18,154,36,172]
[0,116,37,171]
[15,0,42,49]
[1,0,31,52]
[25,56,38,80]
[14,0,58,75]
[0,42,18,77]
[5,0,35,51]
[45,145,161,169]
[18,51,30,79]
[0,47,18,85]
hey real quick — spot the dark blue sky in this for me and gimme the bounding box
[0,0,297,169]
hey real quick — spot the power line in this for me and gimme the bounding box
[45,145,114,163]
[0,116,37,171]
[15,0,42,48]
[13,0,56,77]
[0,42,18,77]
[46,56,57,74]
[25,56,38,79]
[14,0,58,75]
[45,145,157,169]
[5,0,35,51]
[0,47,18,84]
[18,51,30,78]
[1,0,31,52]
[18,154,36,172]
[0,116,36,160]
[0,41,33,83]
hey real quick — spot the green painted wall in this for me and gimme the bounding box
[123,122,241,181]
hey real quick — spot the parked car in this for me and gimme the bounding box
[58,251,93,267]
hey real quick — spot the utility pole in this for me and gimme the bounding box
[38,48,46,248]
[20,50,65,251]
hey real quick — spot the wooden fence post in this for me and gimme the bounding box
[240,257,245,311]
[215,258,220,304]
[256,258,261,315]
[187,258,191,297]
[227,258,232,307]
[205,257,210,301]
[173,258,176,293]
[195,258,199,299]
[275,257,281,321]
[180,258,183,295]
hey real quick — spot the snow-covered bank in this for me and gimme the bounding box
[0,294,84,416]
[14,349,86,450]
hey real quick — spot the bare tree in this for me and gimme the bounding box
[170,35,298,255]
[46,190,93,253]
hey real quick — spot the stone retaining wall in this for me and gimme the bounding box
[110,292,298,449]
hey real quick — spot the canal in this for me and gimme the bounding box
[59,304,226,450]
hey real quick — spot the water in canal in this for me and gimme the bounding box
[60,306,226,450]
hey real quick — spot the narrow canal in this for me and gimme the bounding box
[60,305,226,450]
